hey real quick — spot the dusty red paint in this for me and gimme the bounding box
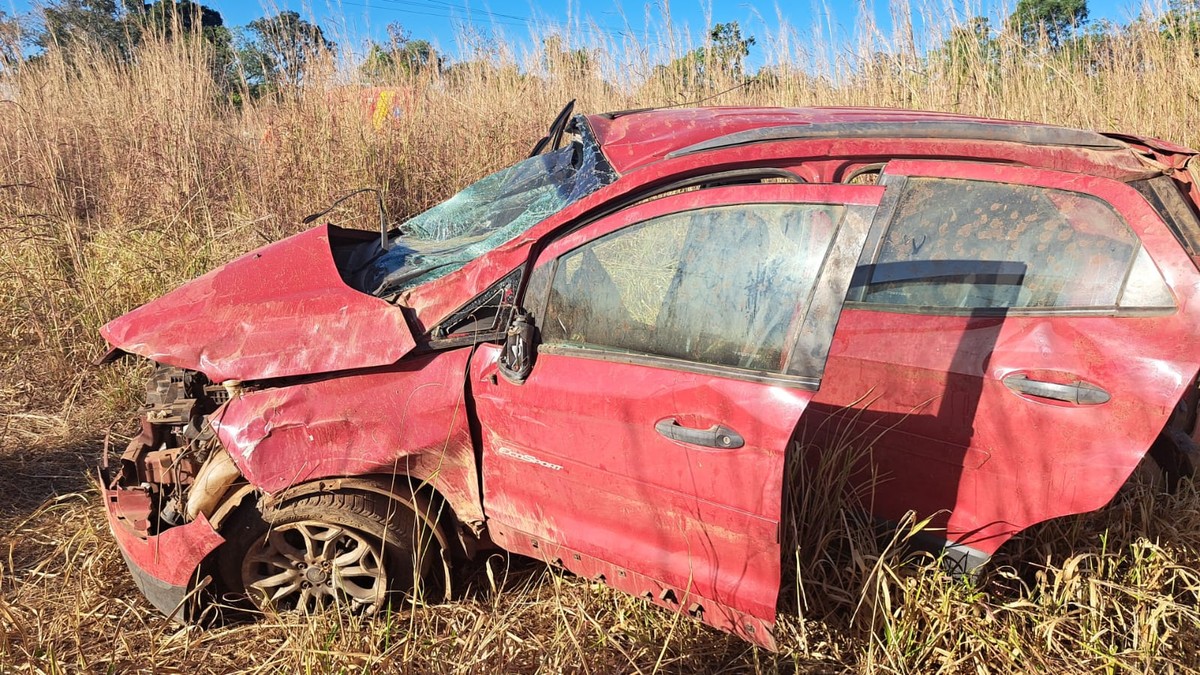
[474,345,802,646]
[210,350,483,523]
[487,513,779,649]
[100,106,1200,649]
[469,182,884,643]
[813,159,1200,556]
[105,490,224,587]
[584,107,1155,175]
[101,225,415,383]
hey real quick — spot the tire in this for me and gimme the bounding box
[216,489,438,616]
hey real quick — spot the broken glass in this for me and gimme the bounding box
[337,128,616,297]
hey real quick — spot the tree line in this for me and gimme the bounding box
[0,0,440,96]
[3,0,1200,97]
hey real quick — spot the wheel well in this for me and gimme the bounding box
[206,472,478,569]
[256,474,477,590]
[1139,385,1200,491]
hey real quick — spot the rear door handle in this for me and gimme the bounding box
[1002,374,1110,405]
[654,419,745,449]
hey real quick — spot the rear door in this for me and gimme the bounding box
[815,160,1200,565]
[471,183,884,647]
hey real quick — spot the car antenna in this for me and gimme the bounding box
[603,82,753,119]
[301,187,392,251]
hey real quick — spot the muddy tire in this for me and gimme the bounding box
[216,489,437,616]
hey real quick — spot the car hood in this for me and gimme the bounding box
[101,225,417,382]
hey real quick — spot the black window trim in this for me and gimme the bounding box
[844,301,1176,319]
[1131,175,1200,258]
[427,268,523,348]
[538,343,822,391]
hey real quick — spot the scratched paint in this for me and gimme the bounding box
[210,349,484,523]
[98,106,1200,649]
[102,225,416,383]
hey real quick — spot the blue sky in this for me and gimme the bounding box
[0,0,1149,63]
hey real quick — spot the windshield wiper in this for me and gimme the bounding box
[302,187,393,251]
[528,99,576,157]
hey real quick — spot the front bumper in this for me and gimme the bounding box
[102,483,225,620]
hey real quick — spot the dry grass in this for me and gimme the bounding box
[3,3,1200,672]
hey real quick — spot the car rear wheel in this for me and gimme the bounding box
[218,489,437,616]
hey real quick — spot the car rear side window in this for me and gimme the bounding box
[857,177,1173,311]
[542,203,843,372]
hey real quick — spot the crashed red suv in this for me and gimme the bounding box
[99,105,1200,648]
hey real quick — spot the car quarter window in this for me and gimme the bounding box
[855,176,1174,311]
[433,268,522,340]
[541,203,845,373]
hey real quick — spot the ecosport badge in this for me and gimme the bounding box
[497,447,563,471]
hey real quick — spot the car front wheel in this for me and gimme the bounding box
[218,489,436,616]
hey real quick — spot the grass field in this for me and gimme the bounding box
[3,4,1200,672]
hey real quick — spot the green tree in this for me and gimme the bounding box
[136,2,236,92]
[139,0,223,39]
[240,10,335,87]
[358,23,440,83]
[36,0,136,57]
[943,16,998,64]
[933,16,1000,92]
[0,10,23,67]
[1061,18,1121,71]
[1158,0,1200,43]
[701,22,755,78]
[33,0,231,82]
[541,34,593,80]
[653,21,756,92]
[387,23,439,74]
[359,42,393,83]
[1009,0,1089,49]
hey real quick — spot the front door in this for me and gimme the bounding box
[471,183,885,646]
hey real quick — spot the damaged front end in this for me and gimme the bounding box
[101,366,245,619]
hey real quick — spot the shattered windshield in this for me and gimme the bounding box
[338,125,616,298]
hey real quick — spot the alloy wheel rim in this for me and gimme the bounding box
[241,520,388,614]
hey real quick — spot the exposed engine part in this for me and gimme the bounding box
[110,364,234,535]
[185,447,242,521]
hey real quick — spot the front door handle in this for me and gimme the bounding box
[654,419,745,448]
[1002,374,1110,405]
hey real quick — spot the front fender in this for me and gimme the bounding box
[210,349,483,524]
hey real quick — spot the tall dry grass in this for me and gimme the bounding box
[2,3,1200,672]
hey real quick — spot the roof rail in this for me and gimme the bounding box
[664,120,1127,158]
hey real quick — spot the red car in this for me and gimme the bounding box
[99,104,1200,648]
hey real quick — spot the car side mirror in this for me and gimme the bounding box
[497,311,538,384]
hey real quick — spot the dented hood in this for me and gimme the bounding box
[101,225,416,382]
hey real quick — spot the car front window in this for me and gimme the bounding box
[543,202,846,373]
[339,126,616,298]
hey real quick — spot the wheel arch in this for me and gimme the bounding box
[251,473,476,593]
